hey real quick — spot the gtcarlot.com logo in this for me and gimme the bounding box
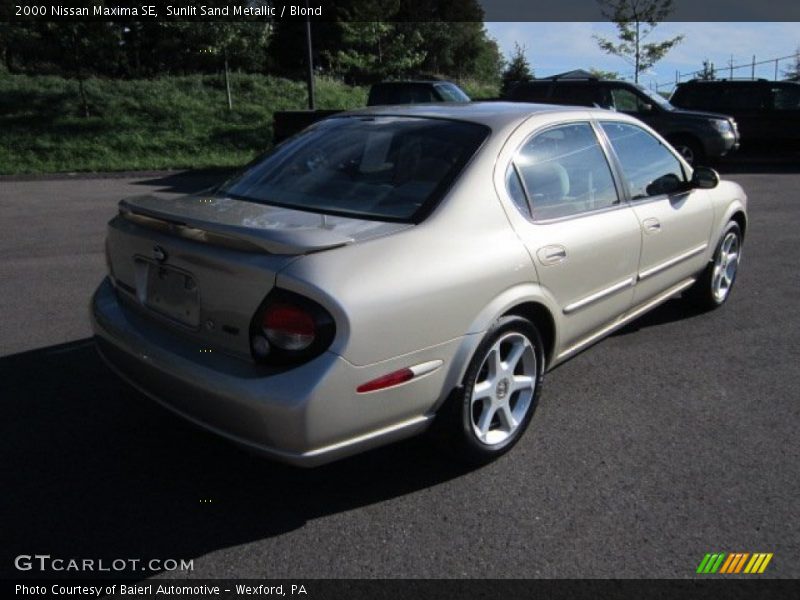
[14,554,194,573]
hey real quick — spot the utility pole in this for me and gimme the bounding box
[304,0,315,111]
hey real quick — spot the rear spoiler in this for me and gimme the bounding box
[118,199,354,256]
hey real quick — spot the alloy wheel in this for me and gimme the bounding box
[712,231,740,303]
[469,332,537,446]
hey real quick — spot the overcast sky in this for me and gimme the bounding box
[484,22,800,91]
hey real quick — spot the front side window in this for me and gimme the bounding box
[511,122,620,221]
[600,121,686,200]
[637,85,674,110]
[610,86,652,113]
[220,116,489,222]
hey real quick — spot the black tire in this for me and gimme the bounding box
[685,221,743,311]
[669,136,704,166]
[433,315,545,465]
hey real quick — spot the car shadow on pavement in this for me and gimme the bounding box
[612,297,707,337]
[0,339,471,579]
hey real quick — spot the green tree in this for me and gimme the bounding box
[37,22,122,116]
[325,21,426,83]
[698,59,716,80]
[593,0,684,83]
[588,68,620,79]
[501,43,533,97]
[783,48,800,80]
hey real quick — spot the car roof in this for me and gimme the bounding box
[372,80,454,86]
[338,101,589,130]
[677,79,771,86]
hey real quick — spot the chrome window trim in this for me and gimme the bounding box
[506,120,624,224]
[595,119,691,204]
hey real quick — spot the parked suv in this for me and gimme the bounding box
[508,71,739,164]
[671,79,800,152]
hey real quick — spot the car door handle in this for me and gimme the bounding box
[537,245,567,265]
[643,218,661,233]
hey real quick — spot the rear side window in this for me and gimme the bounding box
[550,84,599,107]
[772,85,800,110]
[600,121,686,199]
[672,84,718,109]
[673,83,765,111]
[220,116,489,222]
[511,122,620,220]
[509,83,550,102]
[368,84,437,106]
[721,85,765,110]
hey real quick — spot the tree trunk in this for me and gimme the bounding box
[78,76,90,118]
[72,29,90,117]
[224,51,232,111]
[634,20,640,83]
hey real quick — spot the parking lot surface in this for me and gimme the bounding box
[1,166,798,578]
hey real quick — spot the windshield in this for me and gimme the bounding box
[219,116,489,222]
[435,83,471,102]
[637,85,674,110]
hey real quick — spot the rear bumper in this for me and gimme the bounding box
[91,278,451,466]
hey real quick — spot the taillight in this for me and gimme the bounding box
[250,289,335,365]
[263,303,316,351]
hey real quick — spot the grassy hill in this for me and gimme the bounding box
[0,73,368,175]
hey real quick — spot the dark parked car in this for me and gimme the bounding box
[367,80,471,106]
[508,71,739,164]
[273,81,471,143]
[671,79,800,152]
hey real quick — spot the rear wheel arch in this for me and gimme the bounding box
[435,293,558,413]
[502,302,557,370]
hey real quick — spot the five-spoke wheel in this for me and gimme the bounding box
[686,220,743,310]
[711,230,740,303]
[434,315,544,464]
[469,332,537,446]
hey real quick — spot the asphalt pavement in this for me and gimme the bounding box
[1,165,798,579]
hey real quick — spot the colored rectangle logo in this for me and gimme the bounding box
[698,552,773,574]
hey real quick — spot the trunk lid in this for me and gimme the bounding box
[107,193,410,359]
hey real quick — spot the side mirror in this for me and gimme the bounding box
[691,166,720,189]
[646,173,684,196]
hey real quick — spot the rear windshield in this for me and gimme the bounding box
[219,116,489,222]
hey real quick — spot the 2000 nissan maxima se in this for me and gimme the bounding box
[92,103,747,466]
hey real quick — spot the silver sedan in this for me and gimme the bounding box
[91,103,747,466]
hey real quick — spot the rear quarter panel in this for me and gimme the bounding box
[276,137,539,368]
